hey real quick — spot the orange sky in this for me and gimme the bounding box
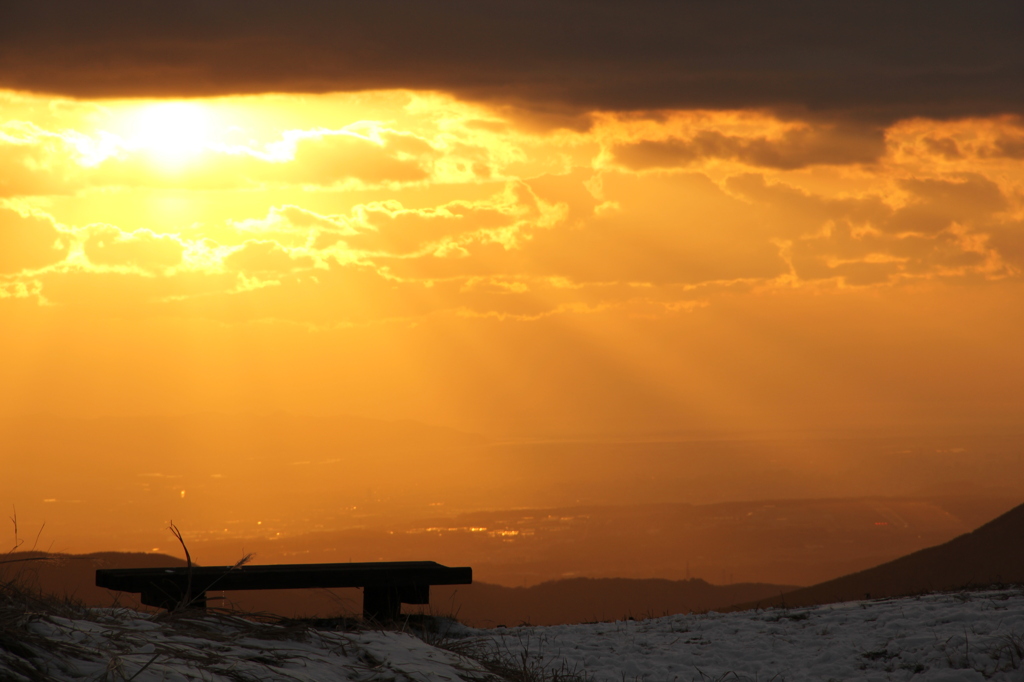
[3,3,1024,577]
[1,89,1023,437]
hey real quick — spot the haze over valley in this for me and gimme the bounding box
[4,415,1022,592]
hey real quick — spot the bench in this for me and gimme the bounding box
[96,561,472,621]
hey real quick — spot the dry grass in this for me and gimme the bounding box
[0,522,583,681]
[0,574,95,681]
[442,629,593,682]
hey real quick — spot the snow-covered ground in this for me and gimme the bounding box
[3,589,1024,681]
[485,589,1024,681]
[1,608,493,682]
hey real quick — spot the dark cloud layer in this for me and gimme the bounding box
[613,126,886,170]
[2,1,1022,122]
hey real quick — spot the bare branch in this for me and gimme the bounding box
[30,522,46,552]
[0,556,51,566]
[168,521,194,611]
[8,505,22,553]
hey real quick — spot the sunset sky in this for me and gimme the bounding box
[2,0,1023,440]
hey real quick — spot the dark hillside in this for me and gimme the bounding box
[726,499,1024,611]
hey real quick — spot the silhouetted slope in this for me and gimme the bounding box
[725,499,1024,612]
[0,551,186,607]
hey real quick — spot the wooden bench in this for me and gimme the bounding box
[96,561,472,621]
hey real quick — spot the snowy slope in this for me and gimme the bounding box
[482,589,1024,681]
[3,589,1024,681]
[0,609,496,681]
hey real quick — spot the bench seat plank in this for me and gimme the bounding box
[96,561,472,620]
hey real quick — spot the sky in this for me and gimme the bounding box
[2,1,1024,439]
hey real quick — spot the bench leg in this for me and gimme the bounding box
[363,586,401,622]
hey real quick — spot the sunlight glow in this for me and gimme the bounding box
[123,101,214,167]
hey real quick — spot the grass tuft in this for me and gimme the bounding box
[443,630,593,682]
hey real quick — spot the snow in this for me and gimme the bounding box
[481,589,1024,681]
[4,589,1024,681]
[4,611,493,681]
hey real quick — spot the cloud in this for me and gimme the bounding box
[370,171,788,289]
[83,128,433,192]
[888,175,1009,236]
[521,171,787,285]
[986,222,1024,269]
[986,134,1024,159]
[223,240,316,274]
[228,206,355,250]
[82,226,185,271]
[271,205,350,232]
[1,98,1022,325]
[727,174,1017,285]
[612,125,886,170]
[273,130,433,185]
[0,110,443,199]
[2,1,1022,123]
[28,268,239,312]
[0,277,44,301]
[0,207,69,273]
[0,122,87,196]
[345,182,561,256]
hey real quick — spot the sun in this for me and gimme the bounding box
[123,101,214,168]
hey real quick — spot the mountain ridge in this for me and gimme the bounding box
[725,498,1024,612]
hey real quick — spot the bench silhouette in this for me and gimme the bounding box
[96,561,472,621]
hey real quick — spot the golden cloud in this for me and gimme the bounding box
[223,240,317,274]
[82,226,185,271]
[0,92,1022,329]
[0,207,70,274]
[611,124,885,170]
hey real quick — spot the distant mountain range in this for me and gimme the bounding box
[725,499,1024,611]
[0,550,792,626]
[0,551,187,609]
[5,498,1024,626]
